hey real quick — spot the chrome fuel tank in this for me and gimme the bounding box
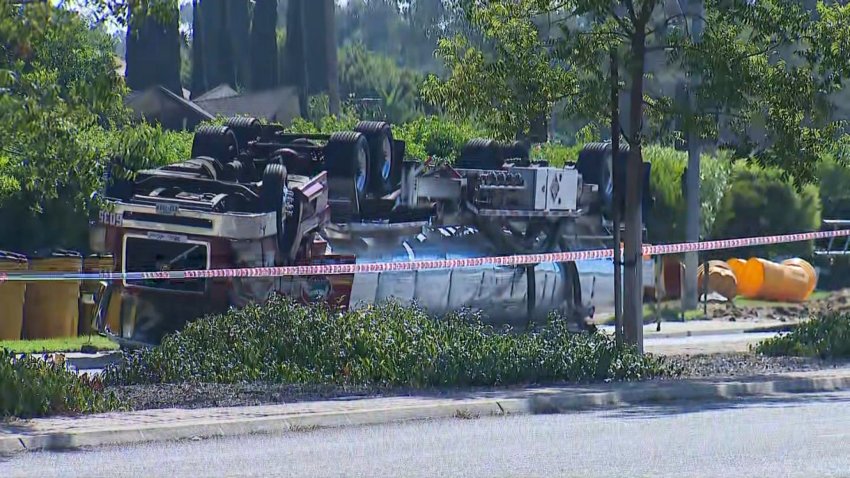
[323,226,576,326]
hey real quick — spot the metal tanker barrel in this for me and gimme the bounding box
[324,226,576,327]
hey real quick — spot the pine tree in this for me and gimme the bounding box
[125,0,182,95]
[250,0,279,91]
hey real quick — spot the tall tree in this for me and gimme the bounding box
[125,0,182,94]
[282,0,308,111]
[424,0,850,346]
[229,0,252,90]
[190,0,205,96]
[251,0,279,90]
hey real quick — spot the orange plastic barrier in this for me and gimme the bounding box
[697,260,738,300]
[736,257,816,302]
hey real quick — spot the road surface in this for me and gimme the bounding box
[3,391,849,477]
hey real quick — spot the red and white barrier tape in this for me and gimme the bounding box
[1,228,847,282]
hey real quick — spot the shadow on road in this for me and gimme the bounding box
[603,390,850,419]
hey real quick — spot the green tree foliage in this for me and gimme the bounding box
[644,146,733,244]
[0,1,193,252]
[711,163,821,259]
[421,2,575,140]
[393,116,487,162]
[424,0,850,183]
[336,0,458,73]
[339,43,424,124]
[124,0,182,94]
[251,0,279,91]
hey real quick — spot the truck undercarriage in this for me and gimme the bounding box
[92,118,653,346]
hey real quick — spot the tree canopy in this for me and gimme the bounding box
[423,0,850,182]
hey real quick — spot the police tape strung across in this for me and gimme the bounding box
[1,228,848,283]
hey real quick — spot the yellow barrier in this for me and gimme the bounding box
[23,251,82,339]
[0,252,28,340]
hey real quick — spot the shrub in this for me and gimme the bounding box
[0,349,121,418]
[0,123,193,254]
[532,143,583,167]
[710,162,820,259]
[393,116,488,162]
[755,312,850,359]
[817,154,850,221]
[104,297,679,388]
[644,146,733,244]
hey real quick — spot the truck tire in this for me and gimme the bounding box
[260,163,291,254]
[223,160,246,182]
[355,121,398,195]
[501,140,531,162]
[576,142,616,213]
[191,125,240,164]
[326,132,370,221]
[457,138,503,170]
[224,116,262,152]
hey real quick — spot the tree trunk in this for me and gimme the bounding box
[623,28,646,351]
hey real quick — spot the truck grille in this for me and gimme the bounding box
[123,236,209,293]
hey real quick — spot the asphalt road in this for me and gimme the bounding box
[3,391,850,478]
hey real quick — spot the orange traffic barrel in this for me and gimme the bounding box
[697,260,738,300]
[23,250,83,339]
[782,258,817,297]
[79,254,115,335]
[0,251,28,340]
[736,257,815,302]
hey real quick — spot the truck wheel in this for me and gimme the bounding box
[576,142,615,213]
[457,138,503,170]
[192,125,240,164]
[223,160,246,182]
[355,121,398,195]
[326,131,370,221]
[501,140,531,163]
[224,116,262,152]
[260,163,291,254]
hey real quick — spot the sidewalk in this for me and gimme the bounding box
[3,367,850,455]
[599,317,799,339]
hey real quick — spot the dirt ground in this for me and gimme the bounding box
[652,288,850,323]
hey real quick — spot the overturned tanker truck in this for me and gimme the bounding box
[91,117,654,346]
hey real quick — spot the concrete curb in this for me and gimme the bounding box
[3,370,850,455]
[64,352,120,370]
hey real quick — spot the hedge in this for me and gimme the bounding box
[104,297,680,387]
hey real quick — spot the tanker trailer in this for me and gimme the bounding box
[91,118,650,346]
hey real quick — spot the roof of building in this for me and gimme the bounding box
[195,86,300,124]
[125,85,214,122]
[193,84,240,102]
